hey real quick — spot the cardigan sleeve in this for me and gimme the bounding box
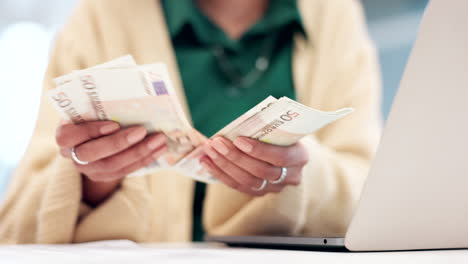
[203,0,383,237]
[0,0,153,244]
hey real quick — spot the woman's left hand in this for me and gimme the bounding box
[200,136,309,196]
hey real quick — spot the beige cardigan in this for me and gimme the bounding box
[0,0,381,244]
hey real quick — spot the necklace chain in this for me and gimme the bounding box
[212,35,277,97]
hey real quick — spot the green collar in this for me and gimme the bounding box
[162,0,305,44]
[163,0,199,38]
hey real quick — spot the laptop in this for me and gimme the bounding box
[205,0,468,251]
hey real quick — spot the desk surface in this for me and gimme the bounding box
[1,240,467,264]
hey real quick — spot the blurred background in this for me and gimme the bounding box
[0,0,429,197]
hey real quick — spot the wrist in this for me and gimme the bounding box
[81,174,123,207]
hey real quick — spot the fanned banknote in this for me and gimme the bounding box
[174,96,353,183]
[47,55,353,184]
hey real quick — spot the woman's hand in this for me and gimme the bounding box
[200,136,309,196]
[55,121,167,205]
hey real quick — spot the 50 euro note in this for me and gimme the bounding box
[46,56,202,176]
[53,55,137,87]
[125,63,205,174]
[47,55,141,122]
[174,96,354,184]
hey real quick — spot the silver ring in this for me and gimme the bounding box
[251,179,268,191]
[270,167,288,184]
[71,147,89,165]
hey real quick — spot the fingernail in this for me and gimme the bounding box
[200,160,209,168]
[233,138,253,153]
[199,155,208,163]
[100,123,120,134]
[211,138,229,155]
[204,146,218,159]
[148,135,165,150]
[127,128,146,144]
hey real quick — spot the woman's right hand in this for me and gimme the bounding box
[55,121,167,205]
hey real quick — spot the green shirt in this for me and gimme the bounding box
[162,0,304,242]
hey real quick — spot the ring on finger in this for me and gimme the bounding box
[71,147,89,165]
[251,179,267,191]
[270,167,288,184]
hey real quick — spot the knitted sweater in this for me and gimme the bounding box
[0,0,381,244]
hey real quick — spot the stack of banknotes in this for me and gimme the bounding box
[47,55,353,183]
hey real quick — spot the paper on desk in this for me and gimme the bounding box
[1,240,468,264]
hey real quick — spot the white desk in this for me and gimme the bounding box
[1,240,467,264]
